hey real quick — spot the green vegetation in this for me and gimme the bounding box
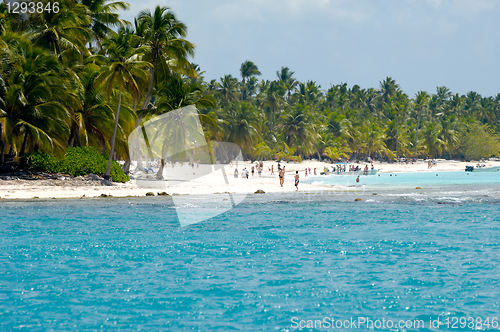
[458,123,500,161]
[2,0,500,179]
[26,147,129,182]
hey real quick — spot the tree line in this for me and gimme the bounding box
[1,1,499,180]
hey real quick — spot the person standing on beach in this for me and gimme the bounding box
[305,168,308,177]
[271,165,274,175]
[295,171,299,191]
[279,167,285,187]
[251,166,255,176]
[314,168,317,175]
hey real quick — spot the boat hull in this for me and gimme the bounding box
[466,166,500,172]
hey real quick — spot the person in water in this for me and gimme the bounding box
[295,171,300,191]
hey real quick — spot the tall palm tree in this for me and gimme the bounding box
[93,28,151,180]
[393,91,409,156]
[240,60,261,101]
[412,91,430,158]
[137,5,196,110]
[258,80,285,133]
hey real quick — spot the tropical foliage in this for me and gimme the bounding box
[2,2,500,183]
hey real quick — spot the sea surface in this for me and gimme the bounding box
[2,173,500,331]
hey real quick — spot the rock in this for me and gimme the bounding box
[254,189,265,194]
[100,193,111,198]
[415,187,422,189]
[373,193,377,195]
[33,196,39,199]
[146,192,155,196]
[354,198,362,201]
[157,192,169,196]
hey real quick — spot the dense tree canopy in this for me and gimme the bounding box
[1,2,500,177]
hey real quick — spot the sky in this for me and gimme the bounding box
[120,0,500,97]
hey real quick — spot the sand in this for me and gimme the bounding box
[0,159,498,200]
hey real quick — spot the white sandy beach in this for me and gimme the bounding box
[0,159,499,200]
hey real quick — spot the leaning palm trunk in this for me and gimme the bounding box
[142,67,155,110]
[313,142,322,161]
[103,91,122,181]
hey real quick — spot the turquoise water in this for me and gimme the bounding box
[2,189,500,331]
[304,170,500,190]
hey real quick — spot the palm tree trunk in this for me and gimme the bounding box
[0,141,5,166]
[156,158,165,180]
[313,142,322,161]
[0,122,5,165]
[395,115,399,156]
[142,67,155,110]
[19,131,29,156]
[103,91,122,181]
[414,112,421,159]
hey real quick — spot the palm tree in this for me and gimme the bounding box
[93,28,151,180]
[393,91,409,156]
[280,104,315,156]
[155,74,215,112]
[240,60,261,101]
[412,91,430,158]
[80,0,131,51]
[276,66,298,101]
[379,76,400,105]
[218,74,239,104]
[137,5,196,110]
[259,80,285,133]
[28,1,92,60]
[0,38,70,161]
[363,122,387,159]
[422,121,444,158]
[223,102,261,152]
[69,63,115,150]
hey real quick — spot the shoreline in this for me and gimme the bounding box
[1,159,499,200]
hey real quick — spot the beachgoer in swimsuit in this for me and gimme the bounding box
[295,171,299,191]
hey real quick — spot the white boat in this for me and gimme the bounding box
[465,165,500,172]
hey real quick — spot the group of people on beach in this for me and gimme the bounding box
[233,160,264,179]
[231,160,301,191]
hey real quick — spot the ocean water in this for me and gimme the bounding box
[304,170,500,190]
[2,182,500,330]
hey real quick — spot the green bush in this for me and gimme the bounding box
[25,147,129,183]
